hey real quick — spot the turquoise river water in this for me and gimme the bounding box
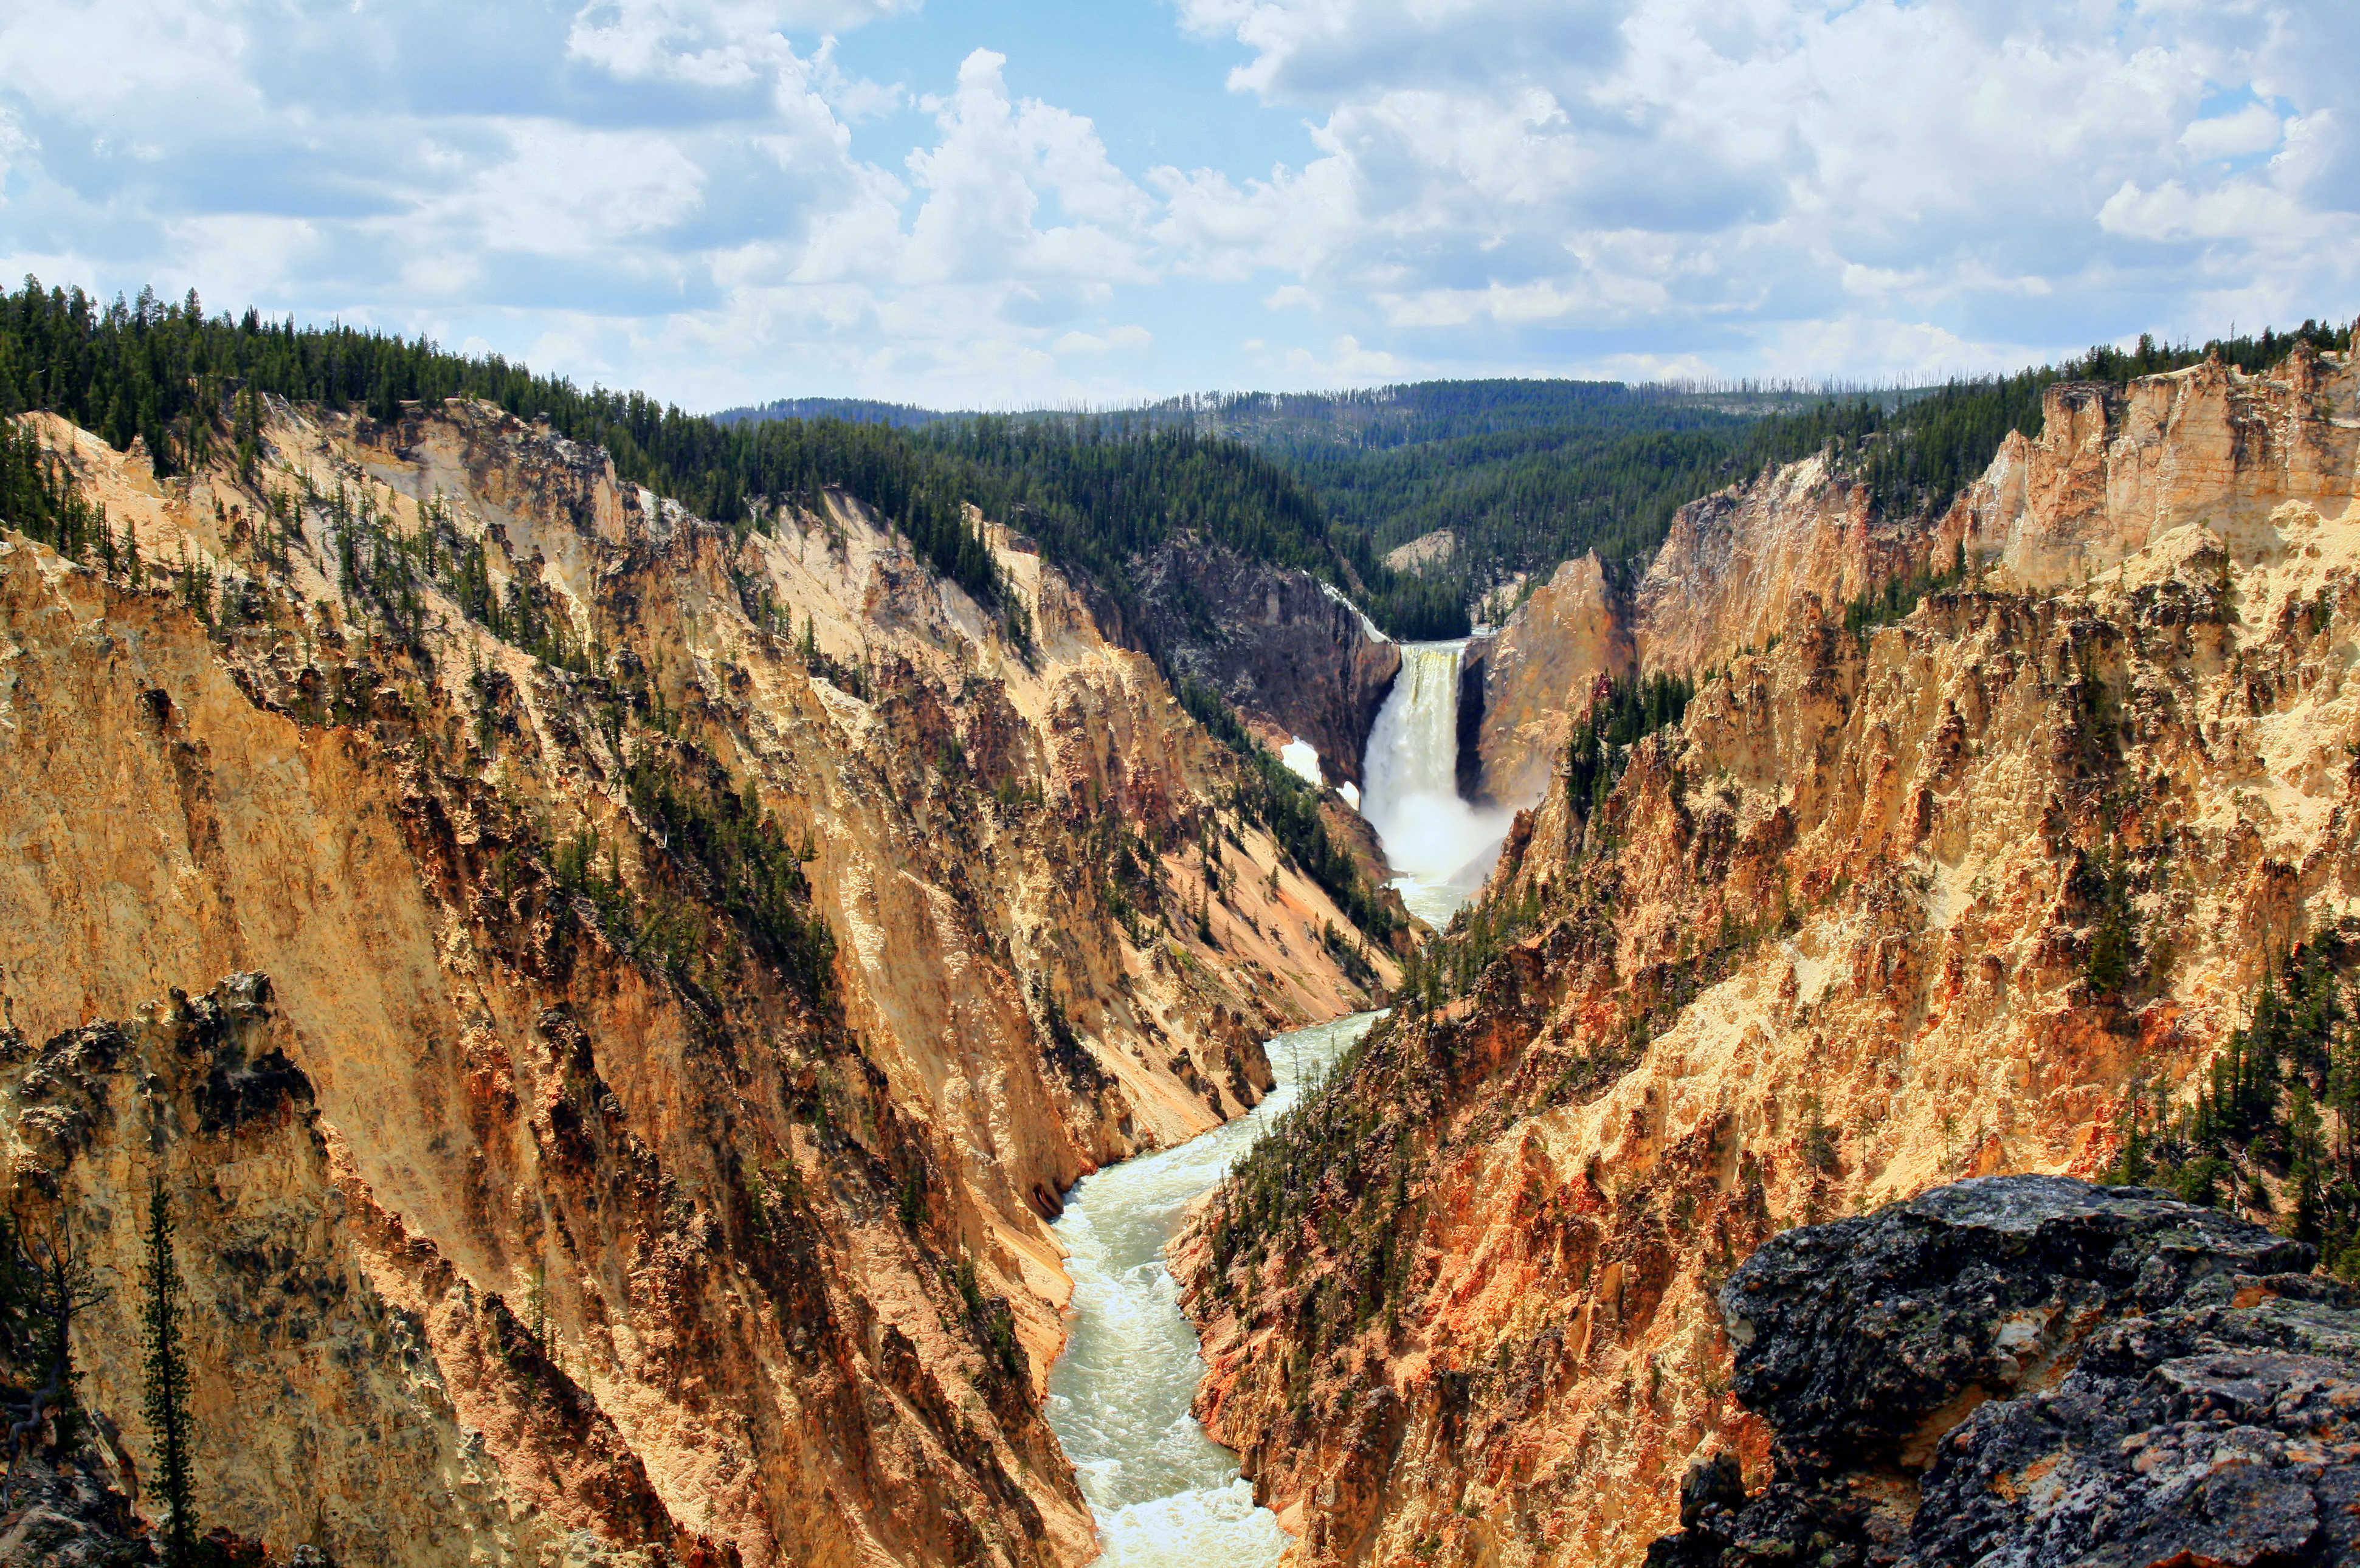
[1045,1011,1381,1567]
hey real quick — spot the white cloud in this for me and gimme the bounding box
[436,123,710,255]
[567,0,917,84]
[1054,325,1153,354]
[0,108,36,191]
[2097,177,2303,242]
[2181,101,2285,160]
[1247,331,1408,385]
[1164,0,2359,373]
[1,0,2354,408]
[902,50,1151,286]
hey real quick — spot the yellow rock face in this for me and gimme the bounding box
[0,398,1390,1566]
[1179,350,2360,1568]
[1472,552,1636,808]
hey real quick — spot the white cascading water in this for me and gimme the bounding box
[1046,1014,1378,1567]
[1359,639,1513,928]
[1035,641,1503,1567]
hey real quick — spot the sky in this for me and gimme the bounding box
[1,0,2355,411]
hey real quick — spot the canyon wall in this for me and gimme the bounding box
[0,397,1393,1566]
[1466,554,1635,807]
[1179,348,2360,1567]
[1474,349,2360,799]
[1128,538,1400,786]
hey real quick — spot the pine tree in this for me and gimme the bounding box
[141,1176,198,1567]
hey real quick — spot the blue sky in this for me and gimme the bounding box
[2,0,2355,410]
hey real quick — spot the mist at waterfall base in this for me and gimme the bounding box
[1360,641,1515,929]
[1046,1014,1378,1568]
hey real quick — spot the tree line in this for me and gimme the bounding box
[1198,318,2360,631]
[2108,932,2360,1278]
[0,277,1466,640]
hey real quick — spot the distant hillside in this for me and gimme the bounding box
[711,396,954,429]
[1147,379,1693,449]
[706,380,1785,620]
[703,326,2358,633]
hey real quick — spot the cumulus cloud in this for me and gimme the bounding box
[0,108,35,190]
[902,50,1151,286]
[0,1,1181,405]
[1166,0,2359,370]
[2181,101,2285,162]
[567,0,913,94]
[0,0,2352,406]
[1054,325,1153,354]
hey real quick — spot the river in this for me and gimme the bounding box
[1045,1011,1381,1567]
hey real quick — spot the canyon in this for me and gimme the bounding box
[0,394,1395,1566]
[1176,348,2360,1566]
[9,341,2360,1568]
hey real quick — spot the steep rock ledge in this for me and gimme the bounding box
[1648,1175,2358,1568]
[1474,351,2360,799]
[1128,538,1400,786]
[1468,553,1635,807]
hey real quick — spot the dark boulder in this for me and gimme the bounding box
[1647,1174,2360,1568]
[1908,1277,2360,1567]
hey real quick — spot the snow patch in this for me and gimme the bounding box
[1319,580,1387,643]
[1280,737,1323,788]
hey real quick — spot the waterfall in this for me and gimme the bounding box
[1359,640,1512,927]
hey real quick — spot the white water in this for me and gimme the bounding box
[1359,639,1512,928]
[1047,1013,1381,1568]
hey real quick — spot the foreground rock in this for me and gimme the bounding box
[1648,1174,2360,1567]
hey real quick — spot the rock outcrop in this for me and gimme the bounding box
[1632,453,1905,677]
[1178,347,2360,1568]
[1648,1175,2359,1568]
[0,397,1396,1566]
[1470,351,2360,800]
[1128,538,1399,786]
[1468,553,1635,806]
[1967,347,2360,593]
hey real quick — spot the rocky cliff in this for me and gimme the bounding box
[1474,349,2360,803]
[1629,453,1903,678]
[1127,538,1399,787]
[0,396,1394,1566]
[1177,347,2360,1567]
[1648,1175,2359,1568]
[1466,554,1635,807]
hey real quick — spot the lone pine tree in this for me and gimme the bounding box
[142,1175,199,1567]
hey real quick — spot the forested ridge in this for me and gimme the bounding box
[714,396,949,430]
[1285,421,1750,590]
[0,277,1457,638]
[709,325,2360,642]
[0,275,1413,951]
[1725,320,2359,528]
[1237,322,2360,622]
[7,276,2351,647]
